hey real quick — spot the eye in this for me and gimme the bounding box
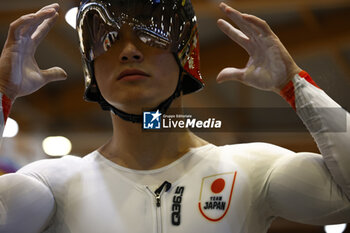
[102,31,119,52]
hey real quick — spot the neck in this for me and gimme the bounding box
[98,99,208,170]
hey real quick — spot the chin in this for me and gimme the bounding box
[109,95,165,114]
[104,85,175,112]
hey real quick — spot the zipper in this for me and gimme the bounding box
[146,181,171,233]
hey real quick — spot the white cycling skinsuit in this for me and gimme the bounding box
[0,72,349,233]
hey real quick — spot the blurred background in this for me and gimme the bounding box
[0,0,349,232]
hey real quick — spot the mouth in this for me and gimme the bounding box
[117,69,150,81]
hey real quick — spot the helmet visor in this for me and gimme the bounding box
[77,0,185,61]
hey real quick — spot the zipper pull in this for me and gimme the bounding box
[155,194,161,207]
[147,181,172,208]
[155,181,172,195]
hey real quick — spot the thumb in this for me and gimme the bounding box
[41,66,67,83]
[216,67,245,84]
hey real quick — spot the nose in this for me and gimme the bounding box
[119,40,144,63]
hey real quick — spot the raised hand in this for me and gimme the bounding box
[216,2,302,93]
[0,3,67,101]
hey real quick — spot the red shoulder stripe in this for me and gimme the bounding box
[280,71,319,110]
[2,94,12,123]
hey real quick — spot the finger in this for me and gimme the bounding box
[8,3,59,37]
[39,3,60,12]
[242,13,273,35]
[8,14,35,41]
[32,12,59,48]
[217,19,253,55]
[41,67,67,83]
[216,67,246,84]
[219,2,260,37]
[22,8,58,37]
[7,8,57,42]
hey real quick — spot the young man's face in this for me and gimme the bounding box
[94,26,180,115]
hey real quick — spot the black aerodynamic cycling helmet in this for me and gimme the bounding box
[76,0,204,122]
